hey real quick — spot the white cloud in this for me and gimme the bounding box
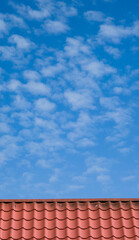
[49,168,60,182]
[131,46,139,53]
[0,0,137,197]
[0,46,15,61]
[122,175,135,181]
[36,159,52,168]
[131,81,139,91]
[84,10,105,22]
[41,63,65,77]
[26,7,51,20]
[7,14,26,28]
[0,46,28,65]
[34,117,55,129]
[105,108,131,126]
[83,156,109,178]
[73,155,111,190]
[25,81,50,95]
[44,20,69,34]
[64,90,94,110]
[66,111,93,142]
[3,78,50,96]
[0,152,8,164]
[98,21,139,43]
[0,134,22,164]
[10,1,77,22]
[23,70,41,81]
[35,98,56,112]
[68,185,84,190]
[85,165,107,175]
[0,19,7,36]
[131,68,139,77]
[22,171,33,182]
[66,112,91,132]
[7,79,21,91]
[58,2,77,17]
[113,87,125,94]
[13,95,31,110]
[100,96,119,110]
[9,34,35,50]
[10,1,53,20]
[0,13,26,29]
[99,24,129,43]
[83,59,116,77]
[97,174,111,183]
[132,21,139,36]
[104,45,121,58]
[119,147,130,154]
[64,37,90,57]
[0,122,10,133]
[78,138,95,147]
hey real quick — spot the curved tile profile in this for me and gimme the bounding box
[0,199,139,239]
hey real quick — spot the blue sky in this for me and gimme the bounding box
[0,0,139,199]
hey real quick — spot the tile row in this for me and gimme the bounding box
[0,209,138,220]
[3,238,139,240]
[0,217,139,230]
[0,227,139,239]
[0,201,139,211]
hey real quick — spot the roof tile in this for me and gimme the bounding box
[0,199,139,239]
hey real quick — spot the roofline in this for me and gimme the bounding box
[0,198,139,202]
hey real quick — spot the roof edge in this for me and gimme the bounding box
[0,198,139,202]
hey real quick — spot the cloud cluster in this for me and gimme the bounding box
[0,0,138,197]
[98,21,139,43]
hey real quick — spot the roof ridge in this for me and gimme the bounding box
[0,198,139,202]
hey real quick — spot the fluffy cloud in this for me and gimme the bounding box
[0,46,29,65]
[0,46,15,61]
[13,95,31,110]
[104,45,121,58]
[49,168,60,182]
[7,79,21,92]
[57,2,77,17]
[0,122,10,133]
[83,59,116,77]
[35,98,56,112]
[64,37,90,57]
[65,111,93,143]
[23,70,41,81]
[2,78,50,96]
[25,81,50,95]
[25,7,51,20]
[36,159,52,168]
[0,14,26,37]
[98,21,139,43]
[64,90,94,110]
[84,10,105,22]
[0,19,7,36]
[41,63,65,77]
[0,0,138,198]
[122,176,135,181]
[44,20,69,34]
[10,2,53,20]
[8,34,35,50]
[105,108,131,126]
[97,174,111,184]
[73,155,111,189]
[100,96,119,110]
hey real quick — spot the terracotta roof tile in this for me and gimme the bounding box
[0,199,139,239]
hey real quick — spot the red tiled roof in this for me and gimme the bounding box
[0,199,139,239]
